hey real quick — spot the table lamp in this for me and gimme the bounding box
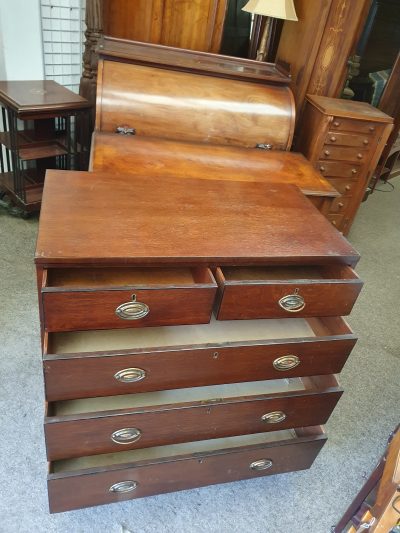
[243,0,298,61]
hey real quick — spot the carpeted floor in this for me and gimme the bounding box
[0,180,399,533]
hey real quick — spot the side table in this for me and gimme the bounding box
[0,80,91,216]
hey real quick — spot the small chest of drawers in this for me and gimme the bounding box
[36,170,362,513]
[297,95,393,235]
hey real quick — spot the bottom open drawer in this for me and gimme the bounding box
[48,426,327,513]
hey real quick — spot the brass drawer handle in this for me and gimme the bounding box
[114,368,146,383]
[250,459,273,471]
[273,355,300,371]
[109,480,138,493]
[357,153,363,159]
[261,411,287,424]
[115,294,149,320]
[278,288,305,313]
[111,427,142,445]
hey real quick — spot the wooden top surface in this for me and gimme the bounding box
[36,170,359,266]
[306,95,393,123]
[99,36,291,84]
[91,133,338,198]
[0,80,90,113]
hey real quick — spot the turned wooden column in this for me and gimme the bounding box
[79,0,103,126]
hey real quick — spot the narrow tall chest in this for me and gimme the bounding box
[35,170,362,513]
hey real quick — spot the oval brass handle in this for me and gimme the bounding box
[261,411,287,424]
[111,427,142,445]
[333,121,340,127]
[357,153,363,159]
[319,166,325,172]
[352,168,358,174]
[273,355,300,371]
[278,289,305,313]
[330,136,336,142]
[324,150,330,156]
[109,480,138,493]
[250,459,273,471]
[115,294,149,320]
[114,368,146,383]
[363,139,369,145]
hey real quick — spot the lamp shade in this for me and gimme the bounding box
[242,0,298,21]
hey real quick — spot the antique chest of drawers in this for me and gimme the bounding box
[36,170,362,513]
[297,95,393,235]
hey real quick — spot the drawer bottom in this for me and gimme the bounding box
[48,426,326,513]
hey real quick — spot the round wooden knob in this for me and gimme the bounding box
[357,153,363,159]
[369,126,375,132]
[352,169,357,174]
[363,139,369,145]
[319,166,325,172]
[333,121,340,127]
[338,202,344,208]
[345,185,351,191]
[332,220,337,226]
[324,150,330,156]
[330,136,337,142]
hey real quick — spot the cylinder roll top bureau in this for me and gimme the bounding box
[35,170,362,513]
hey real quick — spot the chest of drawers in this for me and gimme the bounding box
[36,170,362,513]
[296,95,393,235]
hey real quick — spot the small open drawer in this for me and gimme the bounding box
[43,316,356,401]
[41,267,217,332]
[47,426,327,513]
[214,265,363,320]
[44,375,341,461]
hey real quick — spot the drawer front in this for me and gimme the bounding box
[330,117,380,135]
[320,145,368,163]
[215,266,362,320]
[44,318,357,401]
[48,429,327,513]
[329,196,352,215]
[317,161,361,179]
[325,132,373,148]
[45,385,341,460]
[326,178,357,197]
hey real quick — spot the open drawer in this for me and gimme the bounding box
[44,375,341,461]
[48,426,327,513]
[41,267,217,332]
[43,316,356,401]
[214,265,363,320]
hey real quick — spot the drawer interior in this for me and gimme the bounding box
[219,265,358,283]
[45,266,214,289]
[48,315,317,353]
[51,428,312,473]
[50,377,308,416]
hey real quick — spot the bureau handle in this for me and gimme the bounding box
[352,168,358,174]
[330,136,336,142]
[250,459,273,471]
[273,355,300,371]
[357,153,363,159]
[278,289,305,313]
[115,294,149,320]
[324,150,330,156]
[109,480,138,493]
[261,411,287,424]
[114,368,147,383]
[111,427,142,445]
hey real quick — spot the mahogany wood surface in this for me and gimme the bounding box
[214,265,363,320]
[90,133,339,201]
[44,377,341,460]
[95,59,294,149]
[47,428,326,513]
[35,171,360,267]
[43,316,356,401]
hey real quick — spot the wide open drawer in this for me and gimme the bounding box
[214,265,362,320]
[44,375,341,460]
[41,267,217,332]
[48,426,327,513]
[43,316,356,401]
